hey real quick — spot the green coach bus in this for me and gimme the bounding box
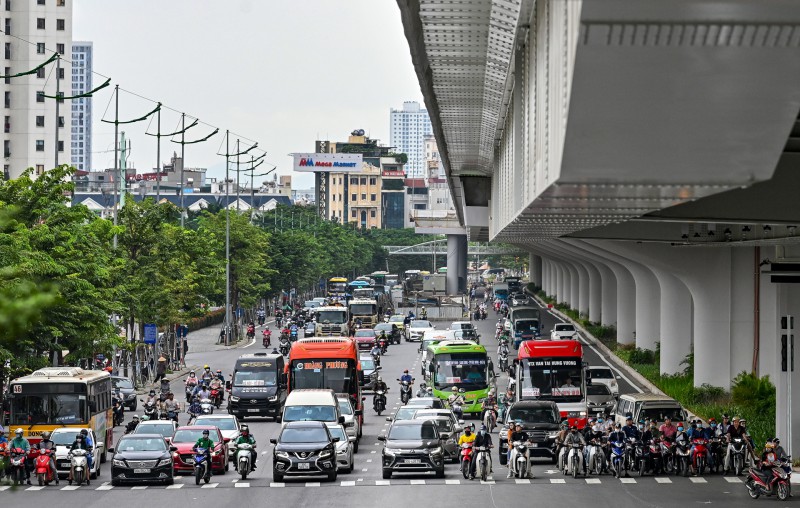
[424,340,493,415]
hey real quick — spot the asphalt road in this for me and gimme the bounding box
[1,310,761,507]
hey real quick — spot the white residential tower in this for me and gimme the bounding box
[389,101,432,178]
[71,40,90,171]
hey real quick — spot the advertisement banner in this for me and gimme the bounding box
[293,153,362,172]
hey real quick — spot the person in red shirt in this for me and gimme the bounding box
[659,417,677,441]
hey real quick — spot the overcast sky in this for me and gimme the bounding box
[74,0,424,188]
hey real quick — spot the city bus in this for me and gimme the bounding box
[369,271,389,286]
[8,367,113,461]
[285,337,363,429]
[425,341,492,415]
[327,277,348,298]
[515,340,589,428]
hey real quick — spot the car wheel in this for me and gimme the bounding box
[165,476,174,486]
[273,471,283,483]
[435,467,445,479]
[111,479,121,487]
[327,471,337,482]
[131,400,137,412]
[382,469,392,479]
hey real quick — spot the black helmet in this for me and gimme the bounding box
[202,429,210,436]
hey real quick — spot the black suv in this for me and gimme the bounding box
[498,400,561,465]
[380,419,445,479]
[270,421,339,482]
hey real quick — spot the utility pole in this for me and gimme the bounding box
[225,131,231,346]
[180,113,186,227]
[236,139,241,212]
[155,106,162,201]
[54,54,61,168]
[112,84,119,249]
[250,155,255,223]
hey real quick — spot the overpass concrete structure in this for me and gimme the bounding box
[397,0,800,451]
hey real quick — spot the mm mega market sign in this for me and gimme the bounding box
[293,153,363,172]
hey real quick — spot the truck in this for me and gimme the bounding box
[314,306,350,337]
[348,298,379,328]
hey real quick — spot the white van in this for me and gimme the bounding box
[612,393,687,427]
[281,389,344,428]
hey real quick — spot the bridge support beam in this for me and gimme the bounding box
[446,234,468,294]
[530,253,542,288]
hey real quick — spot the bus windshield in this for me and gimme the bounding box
[11,394,87,425]
[514,320,539,334]
[317,311,347,324]
[350,304,376,315]
[290,359,357,395]
[233,368,277,387]
[520,358,583,403]
[433,353,488,390]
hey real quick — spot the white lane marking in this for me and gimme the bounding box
[231,479,238,483]
[620,478,637,484]
[243,338,257,348]
[366,459,373,463]
[515,479,531,484]
[261,451,268,455]
[270,482,285,488]
[131,485,148,490]
[655,477,672,483]
[166,484,183,489]
[361,468,369,472]
[690,477,707,483]
[585,478,601,484]
[341,480,356,486]
[26,486,45,491]
[371,451,376,454]
[445,479,461,485]
[550,479,566,484]
[375,480,390,486]
[61,485,81,490]
[235,482,250,488]
[96,485,114,490]
[410,479,425,485]
[0,486,10,491]
[305,482,320,487]
[201,483,218,488]
[357,478,363,482]
[724,477,742,483]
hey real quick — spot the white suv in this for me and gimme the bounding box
[550,323,577,340]
[588,366,619,396]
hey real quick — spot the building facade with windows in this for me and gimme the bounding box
[389,101,432,178]
[70,40,90,171]
[1,0,72,179]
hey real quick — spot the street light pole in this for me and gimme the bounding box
[54,54,60,168]
[225,130,231,346]
[112,84,119,249]
[179,113,186,228]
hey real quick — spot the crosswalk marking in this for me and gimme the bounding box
[26,486,45,491]
[366,459,373,463]
[131,486,147,490]
[375,480,390,486]
[654,477,672,483]
[550,479,566,484]
[585,478,601,484]
[515,479,531,484]
[61,485,81,490]
[165,484,183,489]
[724,477,742,483]
[96,485,114,490]
[445,479,461,485]
[0,486,10,492]
[341,480,356,486]
[689,477,707,483]
[269,482,285,488]
[235,483,250,488]
[361,468,368,472]
[410,479,426,485]
[620,478,637,484]
[480,480,496,485]
[231,479,238,483]
[200,483,218,488]
[305,482,321,487]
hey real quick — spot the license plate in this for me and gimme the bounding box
[404,458,421,464]
[133,469,151,474]
[529,443,538,448]
[298,463,310,470]
[185,458,195,464]
[247,409,260,413]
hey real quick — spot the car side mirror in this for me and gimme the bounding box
[223,437,231,443]
[338,416,345,424]
[169,446,178,452]
[354,409,362,416]
[269,438,277,445]
[361,396,366,402]
[332,437,340,443]
[458,420,465,426]
[377,435,386,441]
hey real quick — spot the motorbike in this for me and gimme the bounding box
[390,329,402,345]
[728,437,747,476]
[68,448,90,486]
[746,457,792,501]
[691,437,708,476]
[586,438,606,475]
[565,442,585,479]
[34,448,55,486]
[8,447,27,486]
[708,437,724,474]
[143,400,158,420]
[660,439,675,474]
[510,441,531,479]
[200,398,214,415]
[674,440,691,477]
[374,389,387,415]
[194,448,212,485]
[398,379,413,404]
[262,329,271,348]
[246,325,256,340]
[474,445,491,481]
[112,401,124,427]
[185,383,198,403]
[632,439,648,477]
[609,440,627,478]
[379,337,388,354]
[276,316,283,328]
[498,350,509,374]
[460,442,474,479]
[289,329,299,342]
[279,338,291,357]
[371,351,381,367]
[210,388,223,409]
[483,405,498,432]
[647,439,663,475]
[236,443,254,480]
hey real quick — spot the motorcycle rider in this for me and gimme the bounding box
[36,431,59,485]
[506,423,532,478]
[124,415,140,434]
[163,392,180,421]
[201,365,214,382]
[740,418,757,466]
[457,424,477,477]
[399,369,413,383]
[717,414,732,437]
[390,324,401,344]
[196,383,212,402]
[642,420,660,442]
[209,375,224,404]
[193,429,214,472]
[10,428,32,484]
[659,417,677,442]
[563,425,587,475]
[724,416,747,473]
[144,389,159,407]
[471,424,494,477]
[481,388,498,425]
[448,387,465,419]
[622,415,641,440]
[187,396,203,424]
[68,432,92,483]
[234,425,257,471]
[257,307,266,326]
[373,376,388,411]
[419,306,428,320]
[370,343,382,366]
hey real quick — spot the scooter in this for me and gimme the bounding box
[374,389,387,415]
[632,438,648,477]
[8,447,27,486]
[566,442,585,479]
[34,448,56,486]
[647,439,663,475]
[498,351,509,374]
[398,379,413,404]
[746,457,792,501]
[691,437,708,476]
[236,443,255,480]
[262,329,271,348]
[143,400,158,420]
[510,441,531,479]
[586,438,606,475]
[474,445,491,482]
[200,398,214,415]
[482,406,498,432]
[68,448,90,486]
[728,437,747,476]
[279,338,291,357]
[460,442,474,479]
[609,440,627,478]
[708,437,724,474]
[289,328,299,342]
[246,325,256,340]
[112,401,124,427]
[210,388,223,409]
[378,337,388,354]
[674,440,691,477]
[194,448,211,485]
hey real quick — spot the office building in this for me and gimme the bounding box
[71,40,91,171]
[389,101,432,178]
[1,0,73,179]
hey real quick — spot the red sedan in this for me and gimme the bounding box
[353,329,377,350]
[170,426,229,474]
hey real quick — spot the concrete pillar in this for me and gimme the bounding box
[654,271,693,375]
[457,235,468,293]
[556,263,565,303]
[598,262,618,328]
[541,258,550,295]
[584,261,602,324]
[546,241,607,324]
[575,262,591,319]
[730,247,756,377]
[631,265,661,351]
[530,253,543,288]
[446,234,462,295]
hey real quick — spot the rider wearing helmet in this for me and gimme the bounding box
[201,365,214,382]
[472,424,494,476]
[68,432,92,483]
[193,429,214,465]
[399,369,413,384]
[235,424,257,471]
[36,431,58,484]
[373,376,388,410]
[10,428,31,483]
[125,415,140,434]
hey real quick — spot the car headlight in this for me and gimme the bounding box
[113,459,126,467]
[430,447,443,456]
[229,396,240,402]
[548,432,560,439]
[268,396,278,402]
[276,451,290,459]
[319,449,333,459]
[384,448,401,456]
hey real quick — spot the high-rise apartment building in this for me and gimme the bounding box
[1,0,73,179]
[389,101,432,178]
[71,40,91,171]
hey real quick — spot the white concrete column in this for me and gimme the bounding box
[542,258,551,295]
[530,253,543,288]
[565,262,581,311]
[573,261,590,318]
[730,247,756,377]
[585,261,602,324]
[556,263,566,303]
[446,234,463,295]
[654,271,693,375]
[546,258,555,296]
[457,235,468,293]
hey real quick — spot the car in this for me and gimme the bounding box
[406,397,445,409]
[111,376,137,410]
[131,419,179,444]
[612,393,687,427]
[359,354,380,389]
[303,300,323,313]
[497,401,561,465]
[509,293,533,307]
[327,424,354,473]
[453,328,480,343]
[335,393,362,449]
[304,322,315,337]
[587,366,619,396]
[551,323,578,340]
[586,384,615,416]
[353,328,377,350]
[412,408,462,431]
[271,421,339,482]
[407,319,435,342]
[170,426,229,474]
[111,434,175,486]
[449,321,475,332]
[385,405,422,423]
[412,415,460,462]
[374,322,400,344]
[379,419,445,479]
[193,415,242,459]
[51,427,102,480]
[388,315,407,336]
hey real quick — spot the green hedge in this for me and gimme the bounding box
[185,309,226,331]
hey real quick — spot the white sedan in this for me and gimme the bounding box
[194,414,241,458]
[51,427,102,480]
[551,323,578,340]
[327,424,354,474]
[407,319,435,342]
